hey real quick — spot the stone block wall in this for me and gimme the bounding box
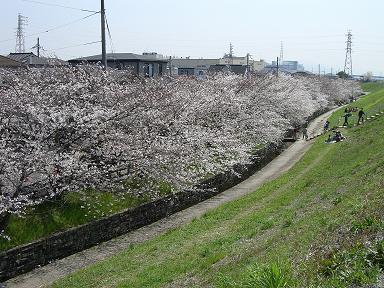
[0,143,287,281]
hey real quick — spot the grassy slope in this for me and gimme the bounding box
[327,82,384,129]
[361,81,384,93]
[52,87,384,288]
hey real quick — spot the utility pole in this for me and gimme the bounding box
[101,0,107,69]
[246,53,250,78]
[37,37,40,57]
[276,57,279,77]
[280,41,284,64]
[32,37,41,57]
[15,14,27,53]
[169,56,172,77]
[344,30,353,77]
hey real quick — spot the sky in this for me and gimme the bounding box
[1,0,384,75]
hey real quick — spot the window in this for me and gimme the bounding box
[144,63,154,77]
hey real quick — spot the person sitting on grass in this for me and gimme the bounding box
[335,130,345,142]
[325,130,346,144]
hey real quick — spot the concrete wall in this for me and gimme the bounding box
[0,142,286,282]
[171,58,220,69]
[252,60,268,72]
[219,56,247,65]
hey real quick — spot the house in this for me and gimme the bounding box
[7,52,67,68]
[171,56,268,77]
[268,60,305,73]
[219,56,247,65]
[69,53,168,77]
[252,59,268,72]
[262,60,305,75]
[0,55,23,68]
[170,58,220,76]
[208,64,247,75]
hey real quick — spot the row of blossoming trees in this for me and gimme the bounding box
[0,66,361,231]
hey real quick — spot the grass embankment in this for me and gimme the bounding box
[53,85,384,288]
[327,82,384,128]
[361,81,384,93]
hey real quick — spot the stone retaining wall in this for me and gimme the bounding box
[0,142,286,281]
[0,104,335,281]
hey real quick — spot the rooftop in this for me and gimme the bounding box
[7,53,67,66]
[71,53,168,62]
[0,55,23,67]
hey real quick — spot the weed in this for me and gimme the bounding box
[319,240,383,286]
[350,217,383,234]
[282,219,292,228]
[244,262,295,288]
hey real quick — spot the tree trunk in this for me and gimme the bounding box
[0,212,10,232]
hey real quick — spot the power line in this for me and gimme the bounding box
[29,12,99,36]
[0,12,99,44]
[21,0,98,13]
[44,40,101,52]
[105,14,115,54]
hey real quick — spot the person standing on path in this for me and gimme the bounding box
[302,127,308,140]
[324,120,330,131]
[358,108,365,124]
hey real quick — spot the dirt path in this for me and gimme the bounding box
[4,108,337,288]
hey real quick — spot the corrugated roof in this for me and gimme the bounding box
[71,53,168,62]
[7,53,67,66]
[8,53,34,63]
[0,55,23,67]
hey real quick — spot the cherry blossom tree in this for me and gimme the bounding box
[0,66,361,232]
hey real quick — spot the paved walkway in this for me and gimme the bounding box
[5,108,337,288]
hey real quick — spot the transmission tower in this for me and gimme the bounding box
[229,43,234,58]
[343,30,353,76]
[15,14,28,53]
[280,41,284,64]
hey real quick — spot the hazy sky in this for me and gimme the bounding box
[2,0,384,75]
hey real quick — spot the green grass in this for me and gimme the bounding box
[0,190,149,251]
[0,179,174,251]
[318,238,384,286]
[327,82,384,128]
[361,81,384,93]
[52,88,384,287]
